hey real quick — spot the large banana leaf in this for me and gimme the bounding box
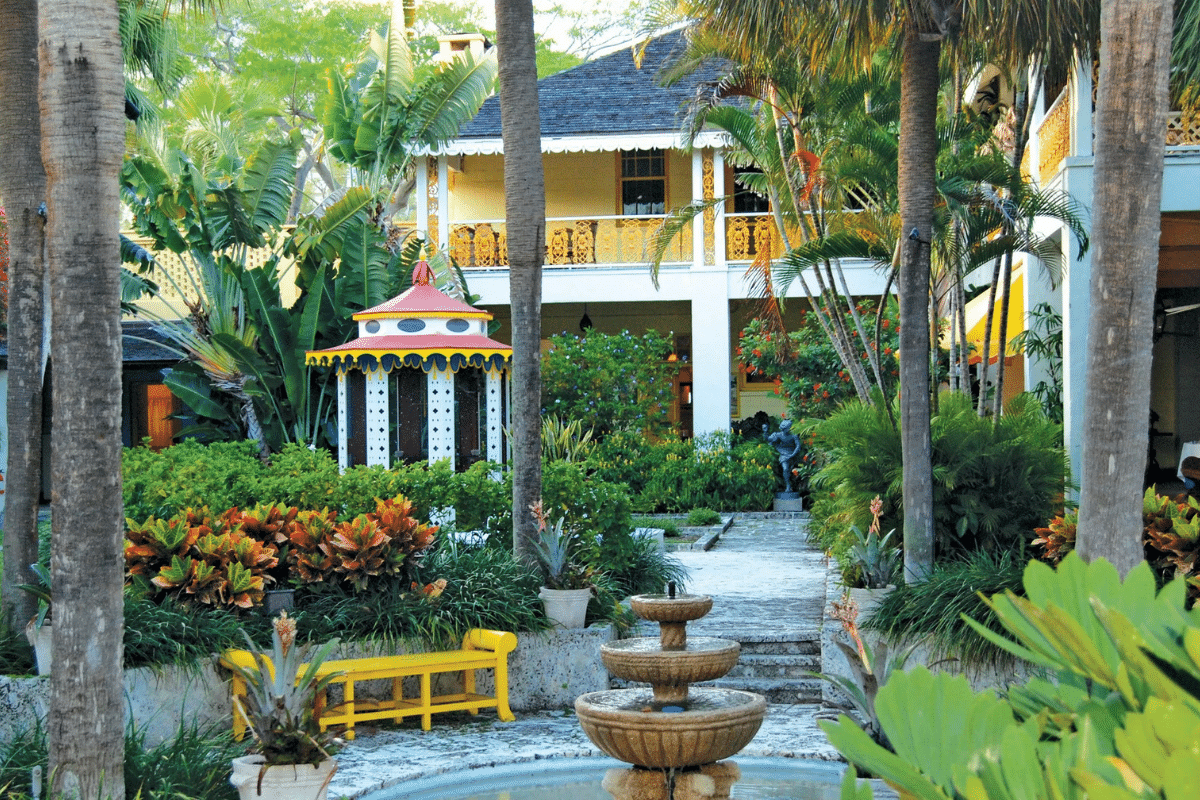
[406,49,498,150]
[241,136,300,236]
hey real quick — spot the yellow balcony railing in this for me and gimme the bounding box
[725,213,789,261]
[1038,90,1071,180]
[447,216,692,268]
[1166,112,1200,146]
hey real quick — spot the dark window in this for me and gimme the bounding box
[390,367,427,465]
[621,149,666,215]
[732,167,770,213]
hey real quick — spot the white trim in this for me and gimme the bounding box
[337,373,348,470]
[365,367,390,467]
[437,157,450,249]
[423,131,729,157]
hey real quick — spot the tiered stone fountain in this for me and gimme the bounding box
[575,586,767,800]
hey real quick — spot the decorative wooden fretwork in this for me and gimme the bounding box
[573,220,595,264]
[702,152,715,264]
[727,217,751,260]
[548,226,571,264]
[754,215,777,258]
[426,157,439,247]
[1166,113,1200,146]
[449,226,473,266]
[1038,92,1071,180]
[475,223,498,266]
[437,218,690,268]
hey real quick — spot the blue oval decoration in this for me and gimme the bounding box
[446,318,470,333]
[399,318,426,333]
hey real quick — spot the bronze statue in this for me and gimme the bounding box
[764,420,802,495]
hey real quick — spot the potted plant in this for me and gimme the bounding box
[845,496,899,613]
[531,501,595,629]
[226,611,344,800]
[18,563,52,675]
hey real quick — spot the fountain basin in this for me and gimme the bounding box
[574,688,767,769]
[600,638,740,691]
[630,594,713,623]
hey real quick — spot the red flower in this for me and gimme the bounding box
[822,390,830,398]
[813,383,822,391]
[881,319,890,328]
[884,347,892,355]
[752,348,762,357]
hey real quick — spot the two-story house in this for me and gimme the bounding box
[416,31,889,439]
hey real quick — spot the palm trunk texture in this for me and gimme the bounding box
[1077,0,1172,576]
[495,0,545,564]
[898,25,939,582]
[39,1,127,796]
[0,0,47,631]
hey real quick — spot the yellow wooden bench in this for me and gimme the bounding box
[220,628,517,740]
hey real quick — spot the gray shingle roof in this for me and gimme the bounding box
[458,30,726,139]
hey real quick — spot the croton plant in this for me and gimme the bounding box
[125,496,437,610]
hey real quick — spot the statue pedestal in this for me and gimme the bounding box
[773,493,803,512]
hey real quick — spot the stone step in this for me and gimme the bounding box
[696,676,825,705]
[724,653,820,679]
[735,637,821,656]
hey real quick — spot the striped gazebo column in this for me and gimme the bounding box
[486,369,504,462]
[427,366,456,469]
[364,366,390,467]
[336,371,349,469]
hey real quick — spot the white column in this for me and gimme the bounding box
[364,366,390,467]
[415,157,429,240]
[485,369,504,463]
[712,150,726,270]
[427,367,456,468]
[692,150,705,269]
[438,157,451,249]
[1060,164,1094,498]
[1070,54,1093,159]
[691,277,732,436]
[336,372,348,470]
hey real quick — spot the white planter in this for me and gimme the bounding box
[539,587,592,629]
[847,586,895,620]
[230,754,337,800]
[25,623,51,675]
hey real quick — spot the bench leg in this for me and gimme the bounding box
[229,676,250,741]
[464,668,478,716]
[420,672,432,731]
[494,659,515,722]
[344,679,356,741]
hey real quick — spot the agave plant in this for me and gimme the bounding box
[226,611,343,767]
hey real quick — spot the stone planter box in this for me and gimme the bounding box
[1,625,615,747]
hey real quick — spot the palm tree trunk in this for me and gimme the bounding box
[495,0,544,565]
[0,0,47,631]
[39,1,126,796]
[991,246,1014,419]
[1077,0,1172,576]
[975,255,1002,415]
[897,24,939,582]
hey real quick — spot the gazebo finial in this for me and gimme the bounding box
[412,245,435,286]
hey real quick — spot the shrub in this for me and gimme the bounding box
[122,439,262,522]
[685,508,722,526]
[123,591,244,669]
[737,300,900,421]
[126,495,436,610]
[863,548,1028,666]
[809,392,1067,576]
[541,329,680,439]
[588,431,775,513]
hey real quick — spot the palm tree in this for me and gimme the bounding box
[0,0,47,632]
[1077,0,1173,576]
[675,0,1100,581]
[494,0,546,563]
[38,0,127,795]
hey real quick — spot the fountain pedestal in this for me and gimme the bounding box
[575,591,767,782]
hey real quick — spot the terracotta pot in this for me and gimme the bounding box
[539,586,592,629]
[229,754,337,800]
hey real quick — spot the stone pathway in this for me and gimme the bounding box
[328,514,847,800]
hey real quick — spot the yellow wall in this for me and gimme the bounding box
[447,149,696,221]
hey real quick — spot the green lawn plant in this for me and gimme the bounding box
[822,553,1200,800]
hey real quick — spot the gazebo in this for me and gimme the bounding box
[306,258,511,471]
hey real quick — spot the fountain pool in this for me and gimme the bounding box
[358,756,847,800]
